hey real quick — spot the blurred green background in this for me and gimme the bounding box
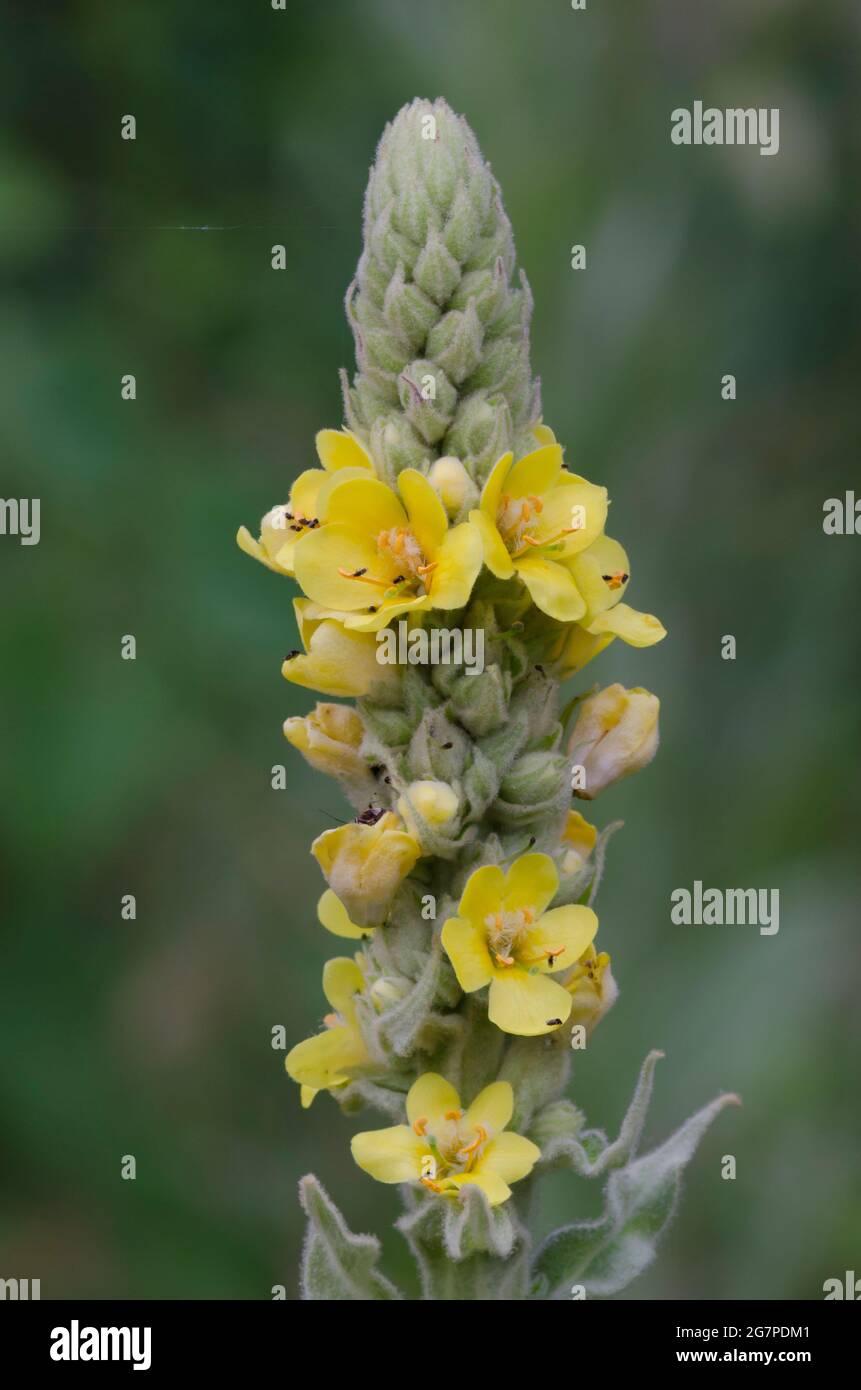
[1,0,858,1300]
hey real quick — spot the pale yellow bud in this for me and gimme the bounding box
[428,456,477,515]
[568,684,659,799]
[396,779,460,844]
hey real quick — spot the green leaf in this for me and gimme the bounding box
[530,1088,739,1299]
[533,1049,664,1177]
[299,1175,403,1301]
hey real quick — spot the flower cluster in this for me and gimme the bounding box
[239,101,731,1300]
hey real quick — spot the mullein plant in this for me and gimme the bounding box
[239,99,737,1301]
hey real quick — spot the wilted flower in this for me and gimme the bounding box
[559,809,598,875]
[283,702,374,799]
[565,943,619,1036]
[568,683,660,799]
[351,1073,540,1207]
[312,809,421,927]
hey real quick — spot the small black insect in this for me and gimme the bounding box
[370,763,384,777]
[392,574,406,584]
[546,1018,563,1026]
[284,650,300,661]
[356,805,385,826]
[442,742,453,750]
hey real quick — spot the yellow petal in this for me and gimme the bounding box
[562,810,598,857]
[468,507,514,579]
[289,468,327,520]
[479,451,514,523]
[540,475,608,557]
[317,889,371,940]
[480,1131,541,1184]
[321,475,406,533]
[463,1080,513,1135]
[567,535,631,616]
[398,468,448,557]
[285,1025,364,1090]
[532,423,558,446]
[351,1124,427,1183]
[429,522,483,609]
[236,525,282,573]
[586,603,667,647]
[300,1085,318,1108]
[315,428,374,473]
[458,864,506,925]
[441,916,495,992]
[343,592,431,633]
[448,1169,511,1206]
[488,970,573,1036]
[282,615,395,698]
[515,554,586,621]
[521,904,598,973]
[503,852,559,917]
[322,956,364,1015]
[406,1073,462,1131]
[293,523,387,611]
[504,443,563,500]
[553,623,615,679]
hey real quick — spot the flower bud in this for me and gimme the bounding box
[396,779,460,846]
[427,455,478,516]
[559,810,597,875]
[499,749,569,809]
[312,811,422,928]
[567,684,659,799]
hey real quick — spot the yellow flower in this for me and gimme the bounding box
[469,442,607,621]
[286,956,371,1107]
[565,944,619,1036]
[293,468,483,632]
[568,683,660,799]
[564,533,667,649]
[559,810,598,875]
[316,888,373,940]
[283,702,371,785]
[282,598,399,698]
[351,1072,540,1207]
[312,809,422,927]
[236,429,374,576]
[441,853,598,1036]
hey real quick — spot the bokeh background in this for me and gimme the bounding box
[1,0,859,1300]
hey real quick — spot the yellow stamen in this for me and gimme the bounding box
[602,570,629,591]
[416,561,437,577]
[322,1012,339,1028]
[444,1109,462,1122]
[413,1117,428,1137]
[494,951,515,967]
[421,1177,444,1194]
[458,1125,487,1158]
